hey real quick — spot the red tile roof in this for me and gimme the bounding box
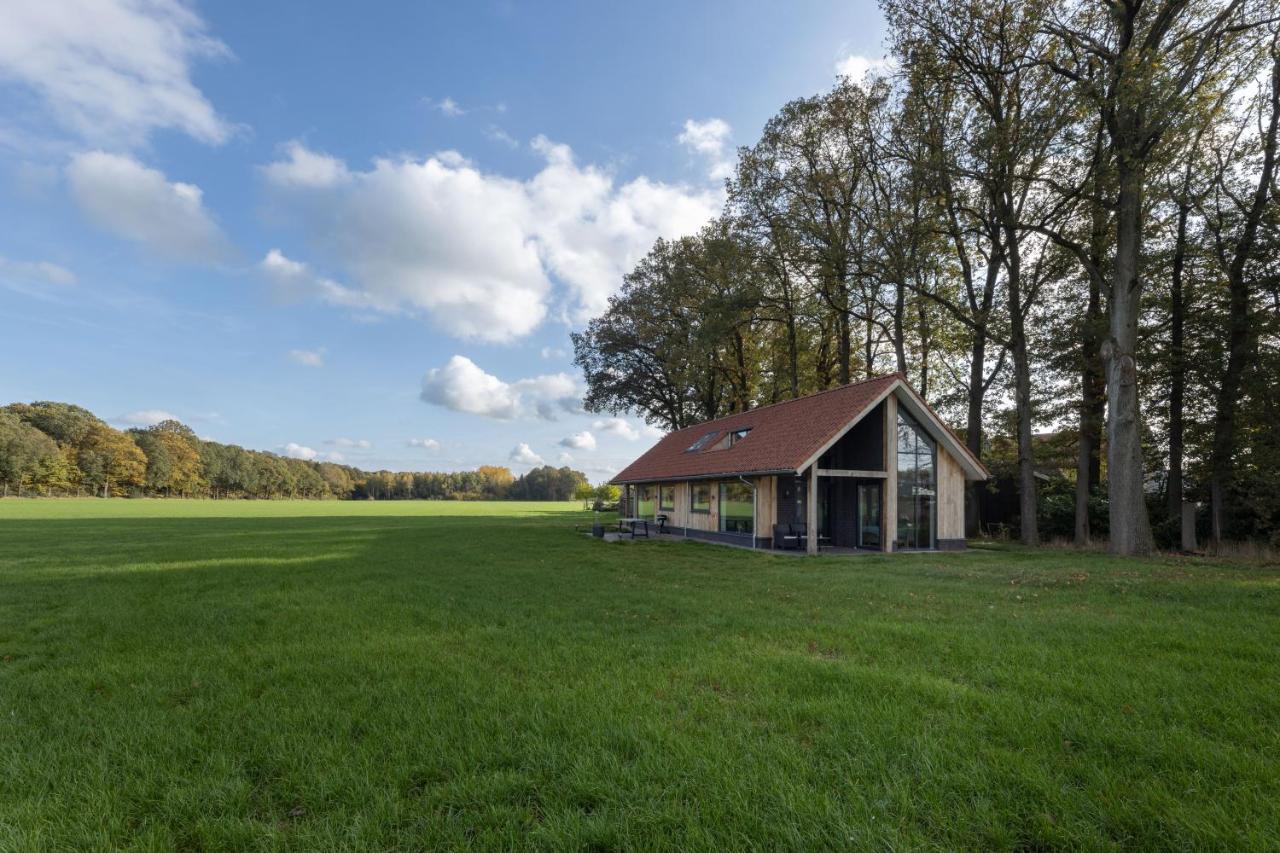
[612,374,902,484]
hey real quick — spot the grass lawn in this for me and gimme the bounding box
[2,499,1278,850]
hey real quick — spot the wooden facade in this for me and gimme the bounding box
[615,379,986,553]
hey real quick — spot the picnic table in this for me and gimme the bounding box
[617,517,650,538]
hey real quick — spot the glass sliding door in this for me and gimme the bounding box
[718,481,754,535]
[895,410,936,549]
[857,482,881,549]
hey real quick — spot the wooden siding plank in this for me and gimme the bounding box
[937,448,965,540]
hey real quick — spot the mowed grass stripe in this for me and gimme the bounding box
[1,499,1277,849]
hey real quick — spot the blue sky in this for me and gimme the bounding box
[0,0,886,481]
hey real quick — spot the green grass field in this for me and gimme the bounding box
[2,499,1278,850]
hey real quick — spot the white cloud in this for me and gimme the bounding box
[117,409,177,427]
[593,418,641,441]
[540,346,567,359]
[557,451,573,464]
[559,431,596,450]
[435,96,464,117]
[66,151,231,262]
[288,348,324,367]
[261,141,349,188]
[678,118,734,181]
[259,249,385,310]
[281,442,318,460]
[486,126,519,148]
[509,442,544,467]
[0,0,232,148]
[834,54,895,84]
[408,437,441,451]
[420,355,580,420]
[261,138,719,339]
[326,437,371,449]
[0,256,75,286]
[288,349,323,367]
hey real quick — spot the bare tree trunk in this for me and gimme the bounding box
[1167,198,1189,525]
[1075,194,1107,545]
[1005,231,1038,546]
[785,314,800,398]
[1106,169,1155,555]
[965,334,987,538]
[1209,42,1279,543]
[836,305,851,385]
[893,281,907,374]
[916,297,931,397]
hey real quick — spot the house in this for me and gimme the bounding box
[611,373,988,553]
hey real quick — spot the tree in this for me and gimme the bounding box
[77,423,146,497]
[0,411,60,497]
[1041,0,1272,554]
[1201,28,1280,542]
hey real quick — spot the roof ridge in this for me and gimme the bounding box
[671,372,900,433]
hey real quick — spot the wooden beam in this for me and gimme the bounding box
[807,464,818,555]
[816,468,887,479]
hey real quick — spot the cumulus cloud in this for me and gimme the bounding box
[326,437,371,449]
[557,451,573,463]
[434,97,464,117]
[66,151,232,262]
[259,249,385,310]
[678,117,734,181]
[260,137,719,340]
[408,437,441,451]
[117,409,178,427]
[835,54,896,84]
[593,418,640,441]
[0,256,75,286]
[0,0,232,148]
[261,141,350,188]
[288,348,324,367]
[559,431,596,450]
[540,346,567,359]
[281,442,318,460]
[509,442,544,467]
[420,355,580,420]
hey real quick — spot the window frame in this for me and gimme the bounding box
[718,480,754,535]
[658,484,675,511]
[690,481,711,514]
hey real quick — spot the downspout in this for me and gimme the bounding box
[738,475,757,550]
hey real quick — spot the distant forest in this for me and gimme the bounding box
[0,401,590,501]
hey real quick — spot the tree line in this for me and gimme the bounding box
[0,401,589,501]
[574,0,1280,553]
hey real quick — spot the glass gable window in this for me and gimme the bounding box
[895,410,936,549]
[659,485,675,511]
[719,481,754,535]
[637,485,656,518]
[691,482,711,513]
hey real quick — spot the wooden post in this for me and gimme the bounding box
[807,465,819,555]
[1181,501,1198,551]
[883,393,897,553]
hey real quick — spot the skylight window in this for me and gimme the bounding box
[709,427,752,451]
[686,431,719,452]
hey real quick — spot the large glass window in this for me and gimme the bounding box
[659,485,675,511]
[719,481,754,535]
[691,482,711,513]
[637,485,655,518]
[896,411,936,549]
